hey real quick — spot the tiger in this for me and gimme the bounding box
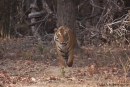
[54,26,76,67]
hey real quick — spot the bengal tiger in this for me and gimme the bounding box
[54,26,76,67]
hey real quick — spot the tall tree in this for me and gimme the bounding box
[57,0,76,32]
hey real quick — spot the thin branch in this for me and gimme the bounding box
[41,0,52,14]
[90,0,104,9]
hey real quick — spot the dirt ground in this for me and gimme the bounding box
[0,37,130,87]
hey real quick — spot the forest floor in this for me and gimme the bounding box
[0,37,130,87]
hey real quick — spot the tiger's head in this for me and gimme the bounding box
[54,26,70,46]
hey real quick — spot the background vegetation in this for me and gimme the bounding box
[0,0,129,46]
[0,0,130,87]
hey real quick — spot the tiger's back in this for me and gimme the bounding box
[54,26,76,67]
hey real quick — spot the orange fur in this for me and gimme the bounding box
[54,26,75,67]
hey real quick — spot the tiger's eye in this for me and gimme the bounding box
[64,31,67,35]
[65,32,68,38]
[57,33,60,37]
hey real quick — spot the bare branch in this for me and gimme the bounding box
[41,0,52,14]
[90,0,104,9]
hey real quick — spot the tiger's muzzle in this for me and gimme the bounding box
[60,42,67,46]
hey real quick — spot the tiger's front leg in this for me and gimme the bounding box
[57,49,66,76]
[57,49,66,67]
[67,49,74,67]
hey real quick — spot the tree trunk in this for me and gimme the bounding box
[29,2,40,38]
[57,0,75,32]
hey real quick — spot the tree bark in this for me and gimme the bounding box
[29,3,40,38]
[57,0,75,31]
[41,0,52,14]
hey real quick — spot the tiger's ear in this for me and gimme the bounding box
[54,28,57,32]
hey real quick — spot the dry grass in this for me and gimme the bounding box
[0,38,130,87]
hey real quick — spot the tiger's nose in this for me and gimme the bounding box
[60,41,67,46]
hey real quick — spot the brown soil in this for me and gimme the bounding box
[0,38,130,87]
